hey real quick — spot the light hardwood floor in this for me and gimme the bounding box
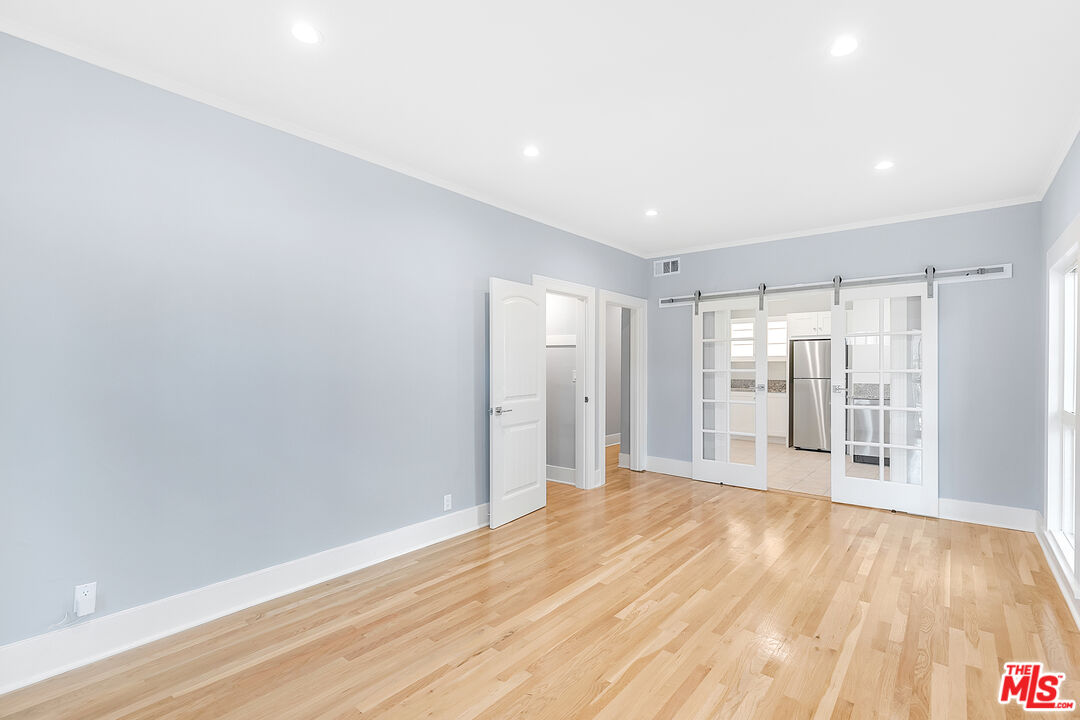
[2,462,1078,719]
[606,442,622,477]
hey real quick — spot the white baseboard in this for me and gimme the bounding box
[1035,519,1080,633]
[636,466,1041,534]
[646,456,693,478]
[618,453,629,468]
[546,465,576,485]
[605,433,621,446]
[0,503,489,696]
[937,498,1039,532]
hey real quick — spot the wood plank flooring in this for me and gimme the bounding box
[605,442,621,477]
[2,463,1078,719]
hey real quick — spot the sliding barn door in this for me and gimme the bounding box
[692,297,768,489]
[830,282,938,516]
[489,277,547,528]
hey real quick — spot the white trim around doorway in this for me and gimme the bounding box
[598,290,648,487]
[533,275,597,490]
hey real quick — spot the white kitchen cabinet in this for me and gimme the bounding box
[730,391,788,440]
[787,311,830,336]
[730,391,755,434]
[767,393,788,439]
[786,312,815,337]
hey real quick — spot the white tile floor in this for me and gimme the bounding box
[730,438,831,496]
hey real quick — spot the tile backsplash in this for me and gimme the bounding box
[726,380,898,398]
[851,383,892,400]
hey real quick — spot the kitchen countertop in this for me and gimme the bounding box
[730,379,788,394]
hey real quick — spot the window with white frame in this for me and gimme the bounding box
[731,319,754,358]
[1049,253,1079,582]
[730,319,787,358]
[1060,267,1077,555]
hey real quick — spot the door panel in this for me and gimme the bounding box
[692,298,767,489]
[830,282,938,516]
[489,277,546,528]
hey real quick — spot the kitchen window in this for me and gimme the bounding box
[767,320,787,358]
[731,319,788,359]
[731,320,754,358]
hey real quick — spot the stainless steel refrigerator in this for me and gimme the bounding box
[791,339,830,451]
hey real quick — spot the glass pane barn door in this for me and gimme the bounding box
[830,282,938,516]
[692,298,767,490]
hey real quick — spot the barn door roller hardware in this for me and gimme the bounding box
[657,263,1011,309]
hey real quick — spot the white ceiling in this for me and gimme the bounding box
[3,1,1080,257]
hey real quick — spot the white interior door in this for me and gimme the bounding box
[692,297,768,489]
[830,282,938,516]
[489,277,546,528]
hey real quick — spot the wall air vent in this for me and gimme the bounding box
[653,257,681,277]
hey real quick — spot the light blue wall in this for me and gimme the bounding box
[3,27,1073,651]
[1043,132,1080,250]
[604,306,621,436]
[0,33,648,646]
[648,203,1045,511]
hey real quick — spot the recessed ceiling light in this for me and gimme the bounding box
[522,144,540,158]
[291,22,322,44]
[830,34,858,57]
[645,209,659,217]
[874,159,895,171]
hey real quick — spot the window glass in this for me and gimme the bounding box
[767,320,787,357]
[1065,268,1077,415]
[731,320,754,358]
[1063,267,1078,551]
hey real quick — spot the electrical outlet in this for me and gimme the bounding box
[74,582,97,617]
[443,494,452,511]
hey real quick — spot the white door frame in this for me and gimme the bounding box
[533,275,597,490]
[597,290,648,486]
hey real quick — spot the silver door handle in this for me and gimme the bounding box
[494,406,512,415]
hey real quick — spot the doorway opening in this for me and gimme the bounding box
[488,275,647,528]
[598,290,648,486]
[683,274,940,515]
[603,305,631,477]
[764,290,834,497]
[545,292,587,488]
